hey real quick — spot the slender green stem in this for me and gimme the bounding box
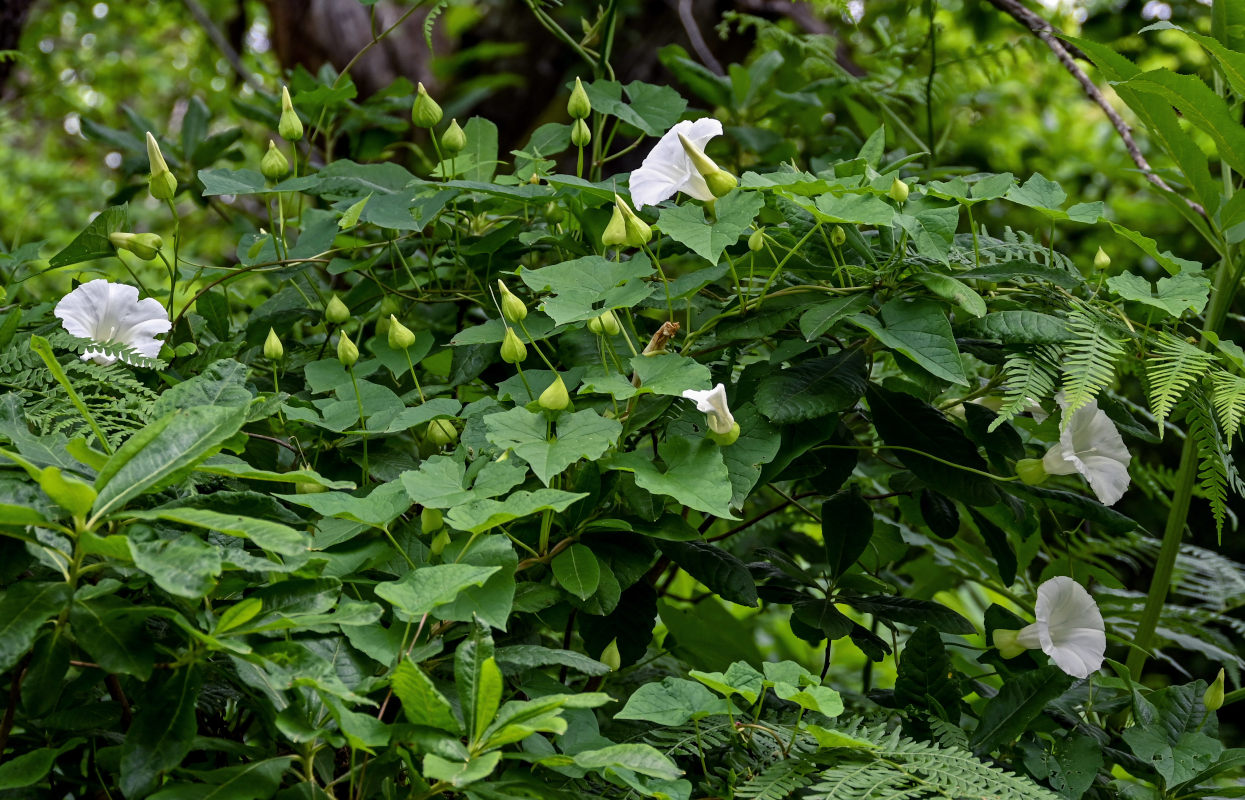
[28,335,113,454]
[403,349,427,402]
[640,241,674,320]
[347,366,370,486]
[816,443,1019,482]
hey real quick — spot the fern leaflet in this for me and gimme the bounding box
[735,758,818,800]
[1060,311,1126,422]
[990,345,1060,431]
[1147,333,1215,436]
[1211,368,1245,441]
[1185,387,1234,539]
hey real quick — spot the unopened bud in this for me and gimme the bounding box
[146,132,177,200]
[587,315,603,335]
[748,229,764,252]
[498,280,527,323]
[430,528,450,556]
[263,327,284,360]
[707,421,741,446]
[279,85,304,141]
[442,119,466,155]
[1094,247,1111,269]
[831,225,847,246]
[571,118,591,148]
[539,374,570,411]
[427,418,458,447]
[598,309,620,336]
[412,82,443,128]
[600,639,621,671]
[337,331,359,367]
[1015,458,1048,486]
[677,132,736,199]
[615,194,652,247]
[388,315,416,350]
[1205,669,1226,712]
[500,327,527,363]
[888,177,909,203]
[602,202,628,247]
[325,295,350,325]
[993,629,1026,659]
[261,140,290,181]
[567,77,591,119]
[109,231,163,261]
[421,506,444,534]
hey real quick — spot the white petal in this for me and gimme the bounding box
[1078,455,1131,506]
[1041,443,1079,476]
[1059,401,1131,504]
[1033,577,1105,678]
[682,383,735,435]
[53,279,170,365]
[628,118,724,208]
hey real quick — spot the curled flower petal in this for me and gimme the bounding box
[629,118,724,208]
[1033,576,1106,679]
[1040,399,1131,505]
[682,383,735,435]
[54,279,170,366]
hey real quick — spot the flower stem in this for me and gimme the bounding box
[403,349,427,402]
[347,366,369,486]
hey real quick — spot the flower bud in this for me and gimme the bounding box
[1015,458,1048,486]
[615,194,652,247]
[587,315,603,335]
[567,77,591,120]
[412,82,443,129]
[427,418,458,447]
[677,132,736,199]
[888,177,909,203]
[146,131,177,200]
[707,421,741,446]
[442,118,467,155]
[325,295,350,325]
[500,327,527,363]
[571,118,591,148]
[1205,668,1225,712]
[263,327,284,360]
[261,140,290,181]
[1094,247,1111,270]
[430,528,450,556]
[109,231,163,261]
[598,309,620,336]
[539,374,570,411]
[297,479,330,495]
[498,280,527,323]
[600,639,621,671]
[831,225,847,246]
[993,629,1026,659]
[748,229,764,252]
[388,315,416,350]
[602,202,628,247]
[279,85,304,141]
[337,331,359,367]
[421,506,444,533]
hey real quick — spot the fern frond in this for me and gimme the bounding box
[1060,311,1126,422]
[991,345,1060,431]
[1185,387,1233,539]
[1211,368,1245,441]
[734,758,818,800]
[1147,333,1215,436]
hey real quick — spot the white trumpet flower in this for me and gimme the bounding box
[1041,398,1131,505]
[629,118,724,208]
[682,383,735,435]
[994,577,1106,679]
[54,279,170,366]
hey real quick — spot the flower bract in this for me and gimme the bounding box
[53,279,170,366]
[629,118,724,208]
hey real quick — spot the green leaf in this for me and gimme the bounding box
[575,744,684,782]
[278,480,413,528]
[446,488,588,534]
[435,535,519,630]
[392,657,461,732]
[125,507,308,556]
[424,751,502,788]
[91,405,248,525]
[70,597,155,679]
[147,757,293,800]
[895,206,960,264]
[583,80,688,136]
[0,582,71,672]
[0,742,79,790]
[484,407,621,486]
[689,661,765,703]
[960,311,1073,344]
[150,359,252,417]
[1106,220,1202,275]
[195,454,354,490]
[119,667,203,798]
[1106,271,1210,317]
[198,167,266,195]
[823,485,873,580]
[754,349,869,423]
[130,534,222,598]
[772,681,844,717]
[658,539,758,607]
[1120,68,1245,179]
[48,204,128,268]
[615,677,730,726]
[852,298,968,385]
[520,255,654,326]
[494,645,612,676]
[813,192,895,225]
[969,666,1073,754]
[799,294,872,341]
[1005,173,1066,213]
[894,625,962,721]
[913,273,985,317]
[552,543,601,600]
[374,564,501,621]
[455,624,496,741]
[658,190,765,263]
[845,596,975,635]
[604,437,736,518]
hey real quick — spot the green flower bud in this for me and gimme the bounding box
[571,118,592,148]
[888,176,909,203]
[677,132,736,199]
[748,229,765,252]
[498,280,527,323]
[427,418,458,447]
[500,327,527,363]
[567,76,591,119]
[325,295,350,325]
[1205,669,1225,712]
[146,131,177,200]
[707,421,741,446]
[279,85,304,141]
[442,118,467,155]
[539,374,570,411]
[831,225,847,246]
[545,201,565,224]
[602,202,628,247]
[263,327,284,360]
[1015,458,1048,486]
[297,476,330,494]
[109,231,163,260]
[587,315,604,335]
[261,139,290,181]
[430,528,450,556]
[337,331,359,367]
[993,629,1026,659]
[412,82,443,128]
[615,194,652,247]
[1094,247,1111,269]
[598,309,620,336]
[388,315,416,350]
[599,638,621,671]
[421,506,444,534]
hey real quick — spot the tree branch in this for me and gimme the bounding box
[983,0,1206,218]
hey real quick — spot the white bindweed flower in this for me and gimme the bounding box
[1041,397,1131,505]
[682,383,738,442]
[54,279,170,366]
[995,577,1106,679]
[629,118,724,208]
